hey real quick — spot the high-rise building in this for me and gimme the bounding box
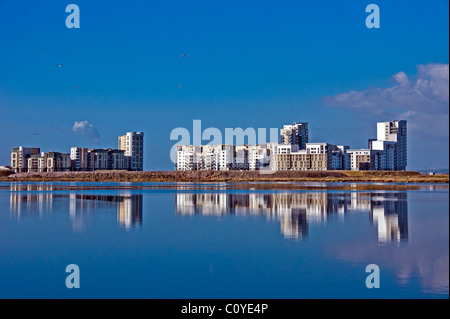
[118,132,144,171]
[376,120,407,170]
[280,122,309,150]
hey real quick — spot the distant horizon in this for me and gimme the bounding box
[3,117,450,172]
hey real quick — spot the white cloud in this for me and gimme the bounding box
[321,63,449,138]
[72,120,100,142]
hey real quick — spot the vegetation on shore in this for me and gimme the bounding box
[0,170,448,184]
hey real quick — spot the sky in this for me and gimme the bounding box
[0,0,448,171]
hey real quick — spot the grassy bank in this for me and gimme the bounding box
[0,170,448,183]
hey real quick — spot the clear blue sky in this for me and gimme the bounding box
[0,0,448,170]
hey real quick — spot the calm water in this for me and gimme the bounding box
[0,182,448,299]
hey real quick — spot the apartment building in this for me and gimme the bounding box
[369,140,396,171]
[275,143,333,171]
[10,131,144,173]
[347,149,371,171]
[47,152,71,172]
[248,144,271,170]
[109,149,128,170]
[175,145,201,171]
[175,141,350,172]
[306,143,332,170]
[11,147,40,173]
[280,122,309,150]
[267,143,299,170]
[234,145,249,170]
[375,120,407,170]
[118,132,144,171]
[175,144,235,171]
[24,151,71,173]
[201,144,234,171]
[27,152,46,173]
[70,147,94,171]
[330,145,350,170]
[277,150,309,170]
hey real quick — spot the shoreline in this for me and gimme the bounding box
[0,170,448,184]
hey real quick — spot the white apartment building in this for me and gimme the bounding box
[118,131,144,171]
[305,143,331,155]
[175,145,201,171]
[376,120,407,170]
[176,143,283,171]
[173,120,407,172]
[347,149,371,171]
[248,144,271,170]
[176,145,234,171]
[280,122,309,150]
[198,144,234,171]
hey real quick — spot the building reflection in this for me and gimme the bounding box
[69,194,143,231]
[9,185,142,231]
[175,192,409,242]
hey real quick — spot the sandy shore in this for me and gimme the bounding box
[0,170,448,184]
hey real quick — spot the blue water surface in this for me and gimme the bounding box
[0,182,448,299]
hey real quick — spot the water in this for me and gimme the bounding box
[0,182,448,299]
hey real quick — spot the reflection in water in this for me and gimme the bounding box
[175,192,408,242]
[4,182,447,297]
[9,185,142,231]
[69,194,143,231]
[369,195,408,243]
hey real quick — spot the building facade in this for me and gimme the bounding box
[11,147,41,173]
[275,143,333,171]
[47,152,71,172]
[280,122,309,150]
[118,131,144,171]
[369,140,396,171]
[347,149,371,171]
[375,120,407,170]
[70,147,94,171]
